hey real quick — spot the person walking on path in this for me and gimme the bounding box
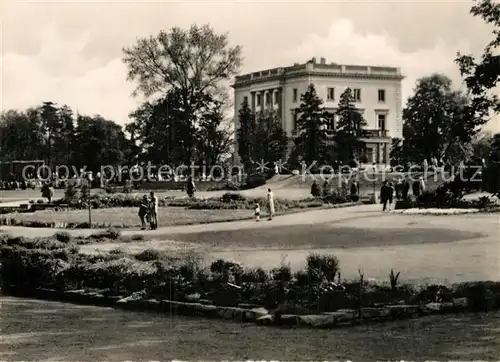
[41,182,54,204]
[350,179,359,201]
[186,176,196,198]
[402,176,410,200]
[149,191,158,229]
[394,177,403,200]
[380,181,394,211]
[138,195,149,230]
[267,188,275,220]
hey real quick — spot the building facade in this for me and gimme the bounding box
[231,57,404,166]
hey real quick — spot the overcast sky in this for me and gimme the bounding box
[1,0,498,131]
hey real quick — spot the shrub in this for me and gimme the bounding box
[221,192,246,203]
[241,173,266,190]
[306,253,340,282]
[104,184,117,194]
[134,249,168,262]
[64,183,78,200]
[242,267,269,283]
[96,228,121,240]
[323,190,348,204]
[54,231,72,243]
[270,265,292,282]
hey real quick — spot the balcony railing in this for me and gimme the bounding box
[361,129,388,137]
[291,129,388,138]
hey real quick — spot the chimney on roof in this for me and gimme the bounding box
[320,57,326,64]
[312,57,316,63]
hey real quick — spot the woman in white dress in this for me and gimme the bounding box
[267,188,275,220]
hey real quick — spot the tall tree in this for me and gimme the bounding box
[482,133,500,196]
[0,109,44,162]
[195,101,233,166]
[291,84,332,166]
[253,111,288,166]
[402,74,473,164]
[236,99,256,170]
[74,115,128,172]
[122,24,242,163]
[456,0,500,127]
[334,88,367,164]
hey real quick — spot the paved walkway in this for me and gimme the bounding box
[0,204,382,238]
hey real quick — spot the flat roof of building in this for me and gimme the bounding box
[232,57,404,88]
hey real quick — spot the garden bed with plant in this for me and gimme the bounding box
[394,189,499,211]
[0,191,358,229]
[2,234,499,329]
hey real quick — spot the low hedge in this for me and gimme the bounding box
[2,234,500,319]
[54,192,339,211]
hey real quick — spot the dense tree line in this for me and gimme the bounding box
[0,102,132,172]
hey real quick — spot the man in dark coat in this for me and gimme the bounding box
[380,181,394,211]
[402,177,410,200]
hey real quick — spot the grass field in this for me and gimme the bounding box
[1,296,499,360]
[1,207,254,228]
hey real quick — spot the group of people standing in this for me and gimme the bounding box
[254,188,275,221]
[380,176,426,211]
[138,191,159,230]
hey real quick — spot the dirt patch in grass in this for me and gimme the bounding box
[2,296,499,360]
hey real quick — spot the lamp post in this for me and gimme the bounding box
[86,172,92,228]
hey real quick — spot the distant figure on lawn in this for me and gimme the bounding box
[402,177,410,200]
[394,178,403,200]
[412,176,426,198]
[323,180,329,197]
[41,182,54,203]
[380,180,394,211]
[350,180,359,201]
[149,191,158,230]
[186,176,196,198]
[267,188,275,220]
[311,180,320,198]
[138,195,149,230]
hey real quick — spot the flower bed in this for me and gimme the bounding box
[55,192,329,211]
[395,191,499,211]
[2,234,500,329]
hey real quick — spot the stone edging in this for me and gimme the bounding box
[0,202,362,229]
[3,286,473,329]
[391,208,480,215]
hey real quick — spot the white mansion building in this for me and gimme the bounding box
[231,57,404,166]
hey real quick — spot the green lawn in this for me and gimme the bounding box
[1,296,499,360]
[2,207,253,228]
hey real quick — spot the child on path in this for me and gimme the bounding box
[254,202,261,222]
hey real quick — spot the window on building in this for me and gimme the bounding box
[274,91,279,104]
[378,89,386,102]
[327,87,335,101]
[378,114,386,130]
[243,96,248,104]
[353,88,361,102]
[293,89,298,102]
[256,94,261,106]
[327,115,335,130]
[293,111,298,130]
[265,93,271,105]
